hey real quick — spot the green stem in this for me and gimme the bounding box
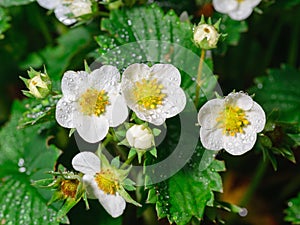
[288,23,300,67]
[120,153,137,169]
[96,134,113,156]
[239,159,268,206]
[227,159,268,225]
[194,49,206,107]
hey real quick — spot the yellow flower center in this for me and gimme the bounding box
[216,105,250,136]
[94,169,120,195]
[78,89,110,116]
[133,78,166,110]
[236,0,244,2]
[61,179,79,198]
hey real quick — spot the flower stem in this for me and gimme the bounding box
[227,159,268,224]
[239,159,268,206]
[194,49,206,107]
[120,153,137,169]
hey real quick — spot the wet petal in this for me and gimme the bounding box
[97,191,126,218]
[61,70,89,100]
[89,66,120,91]
[54,4,76,25]
[247,102,266,132]
[122,63,150,83]
[151,64,181,86]
[198,98,224,129]
[160,85,186,118]
[226,92,253,110]
[200,128,223,151]
[75,115,109,143]
[212,0,238,13]
[72,152,100,174]
[223,127,257,155]
[106,94,128,127]
[55,98,76,128]
[36,0,60,10]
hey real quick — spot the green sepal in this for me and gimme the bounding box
[122,178,136,191]
[146,188,157,204]
[56,196,82,221]
[118,186,141,207]
[111,156,121,168]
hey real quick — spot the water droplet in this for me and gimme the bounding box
[18,158,25,167]
[239,208,248,217]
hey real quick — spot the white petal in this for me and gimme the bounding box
[72,152,100,174]
[151,64,181,86]
[105,94,128,127]
[226,92,253,110]
[223,127,257,155]
[200,128,223,151]
[75,115,109,143]
[198,98,224,129]
[245,0,262,7]
[247,102,266,133]
[61,70,89,100]
[132,107,166,126]
[36,0,60,10]
[54,4,77,25]
[55,98,76,128]
[160,86,186,119]
[228,4,253,21]
[134,133,153,149]
[82,174,98,199]
[212,0,238,13]
[121,63,150,83]
[89,66,120,91]
[97,191,126,218]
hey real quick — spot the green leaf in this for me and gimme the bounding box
[0,0,34,7]
[0,7,10,39]
[288,133,300,146]
[0,100,67,224]
[18,95,60,129]
[152,160,225,225]
[95,4,217,103]
[285,192,300,224]
[250,65,300,126]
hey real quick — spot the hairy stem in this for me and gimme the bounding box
[194,49,206,107]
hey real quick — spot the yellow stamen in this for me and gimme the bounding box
[61,179,79,198]
[79,89,110,116]
[94,169,119,195]
[133,78,166,110]
[216,105,250,136]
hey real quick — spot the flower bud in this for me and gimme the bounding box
[126,125,154,150]
[193,23,220,49]
[20,67,52,99]
[193,15,224,50]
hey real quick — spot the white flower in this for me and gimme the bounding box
[72,152,126,218]
[36,0,92,25]
[212,0,261,21]
[198,92,266,155]
[193,24,220,49]
[126,125,154,149]
[55,65,128,143]
[121,63,186,126]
